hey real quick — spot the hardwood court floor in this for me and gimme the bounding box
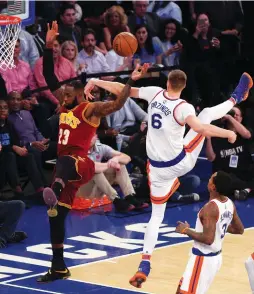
[70,229,253,294]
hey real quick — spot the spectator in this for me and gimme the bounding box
[103,5,130,51]
[147,0,182,24]
[189,1,244,91]
[181,13,222,107]
[159,19,183,68]
[19,29,40,69]
[105,51,132,79]
[0,99,24,198]
[34,36,76,115]
[7,92,56,189]
[0,40,38,111]
[0,99,46,196]
[77,134,148,212]
[61,41,86,75]
[106,93,148,135]
[65,0,83,22]
[77,29,114,80]
[26,17,46,57]
[128,0,161,37]
[133,24,162,65]
[206,106,254,200]
[0,200,27,248]
[58,3,82,51]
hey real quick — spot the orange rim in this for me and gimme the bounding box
[0,14,21,25]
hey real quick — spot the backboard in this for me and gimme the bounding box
[1,0,35,27]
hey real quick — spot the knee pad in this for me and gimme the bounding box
[49,205,69,245]
[55,156,79,183]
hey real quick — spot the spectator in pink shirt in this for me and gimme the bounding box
[34,36,76,114]
[0,39,38,111]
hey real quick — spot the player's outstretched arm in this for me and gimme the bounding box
[185,115,237,144]
[43,21,60,92]
[84,63,149,100]
[227,204,244,234]
[176,202,218,245]
[85,64,149,118]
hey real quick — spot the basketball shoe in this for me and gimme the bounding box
[231,72,253,104]
[129,259,151,288]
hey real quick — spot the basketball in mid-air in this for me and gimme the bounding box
[113,32,138,57]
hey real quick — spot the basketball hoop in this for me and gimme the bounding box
[0,15,21,71]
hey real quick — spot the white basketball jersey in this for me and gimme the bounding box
[194,198,234,254]
[146,91,186,161]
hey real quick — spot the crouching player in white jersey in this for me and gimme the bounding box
[84,70,253,288]
[175,171,244,294]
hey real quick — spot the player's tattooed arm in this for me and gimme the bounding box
[87,64,149,118]
[91,82,132,117]
[176,202,218,245]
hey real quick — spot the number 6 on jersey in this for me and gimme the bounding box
[58,128,70,145]
[151,113,162,129]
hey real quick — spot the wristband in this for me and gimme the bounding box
[181,227,189,234]
[126,78,135,87]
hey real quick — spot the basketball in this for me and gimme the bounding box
[113,32,138,57]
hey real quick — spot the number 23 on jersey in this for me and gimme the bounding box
[58,128,70,145]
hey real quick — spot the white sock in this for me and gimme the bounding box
[245,255,254,293]
[143,203,166,255]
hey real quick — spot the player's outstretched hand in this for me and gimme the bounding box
[131,63,150,81]
[84,81,95,101]
[228,130,237,144]
[46,21,59,49]
[175,221,190,234]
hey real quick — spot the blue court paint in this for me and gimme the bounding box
[0,158,253,293]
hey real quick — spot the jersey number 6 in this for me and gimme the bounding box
[151,113,162,129]
[58,128,70,145]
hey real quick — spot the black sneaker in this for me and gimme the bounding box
[113,198,134,212]
[234,189,248,201]
[37,268,71,283]
[125,195,149,209]
[8,231,28,243]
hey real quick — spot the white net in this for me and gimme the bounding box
[0,15,21,71]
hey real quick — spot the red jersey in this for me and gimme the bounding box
[58,101,98,157]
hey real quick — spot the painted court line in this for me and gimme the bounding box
[1,227,252,293]
[0,240,192,285]
[1,283,63,294]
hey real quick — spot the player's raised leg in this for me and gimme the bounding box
[245,253,254,293]
[184,72,253,166]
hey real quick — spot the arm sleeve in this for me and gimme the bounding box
[138,86,163,103]
[42,48,61,93]
[174,102,196,125]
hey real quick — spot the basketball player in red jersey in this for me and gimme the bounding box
[37,22,149,283]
